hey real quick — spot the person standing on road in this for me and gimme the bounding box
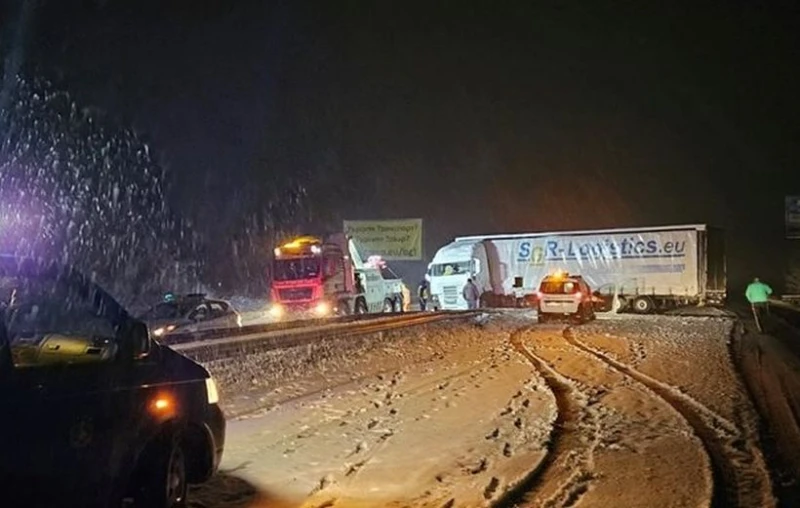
[354,272,365,294]
[745,277,773,332]
[401,283,411,312]
[462,278,480,310]
[418,279,430,311]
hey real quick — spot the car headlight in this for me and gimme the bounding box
[314,301,331,316]
[269,304,284,318]
[152,324,176,337]
[205,377,219,405]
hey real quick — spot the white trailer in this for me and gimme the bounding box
[428,224,726,313]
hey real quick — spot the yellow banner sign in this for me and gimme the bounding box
[344,219,423,261]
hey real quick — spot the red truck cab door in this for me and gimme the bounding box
[321,244,353,296]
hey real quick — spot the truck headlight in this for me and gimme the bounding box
[205,377,219,405]
[314,301,331,316]
[269,304,284,318]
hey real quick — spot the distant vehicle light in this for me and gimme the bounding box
[269,304,284,318]
[311,245,321,254]
[274,247,281,257]
[152,324,176,337]
[205,377,220,405]
[314,301,331,316]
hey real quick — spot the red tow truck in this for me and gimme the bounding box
[268,234,405,319]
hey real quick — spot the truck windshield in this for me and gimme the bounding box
[430,261,471,276]
[273,258,321,281]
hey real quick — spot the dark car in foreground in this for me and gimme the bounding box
[0,256,225,507]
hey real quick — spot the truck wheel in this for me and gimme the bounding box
[632,296,654,314]
[337,300,351,316]
[355,298,368,314]
[134,433,188,508]
[383,299,393,313]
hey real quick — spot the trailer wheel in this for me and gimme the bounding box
[632,296,654,314]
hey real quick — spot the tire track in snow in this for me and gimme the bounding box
[495,326,596,508]
[564,327,774,508]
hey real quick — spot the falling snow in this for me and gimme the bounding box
[0,75,180,306]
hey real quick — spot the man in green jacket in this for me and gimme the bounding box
[745,277,772,331]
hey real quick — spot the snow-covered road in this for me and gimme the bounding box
[189,311,793,507]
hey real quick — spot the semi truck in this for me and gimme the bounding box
[268,234,405,319]
[427,224,726,313]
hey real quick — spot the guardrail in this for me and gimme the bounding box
[160,311,426,346]
[170,311,478,363]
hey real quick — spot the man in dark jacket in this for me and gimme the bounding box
[462,278,480,310]
[418,280,430,311]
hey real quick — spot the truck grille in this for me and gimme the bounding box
[278,287,313,301]
[443,285,459,305]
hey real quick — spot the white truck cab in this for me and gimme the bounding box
[427,239,486,310]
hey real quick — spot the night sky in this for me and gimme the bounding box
[7,1,800,292]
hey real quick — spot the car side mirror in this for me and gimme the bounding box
[130,320,151,360]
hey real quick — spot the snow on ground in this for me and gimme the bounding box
[516,323,713,507]
[194,316,557,507]
[191,312,784,507]
[534,315,774,507]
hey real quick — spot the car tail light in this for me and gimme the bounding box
[574,291,583,300]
